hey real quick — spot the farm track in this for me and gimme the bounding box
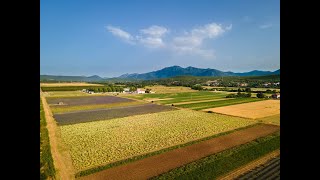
[79,124,279,180]
[218,150,280,180]
[40,89,75,180]
[236,156,280,180]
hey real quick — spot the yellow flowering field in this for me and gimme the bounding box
[60,109,256,172]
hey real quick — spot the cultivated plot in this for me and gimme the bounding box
[60,109,256,172]
[203,100,280,119]
[40,83,103,87]
[177,98,262,110]
[54,103,175,125]
[47,96,133,106]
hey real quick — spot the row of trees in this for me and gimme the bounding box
[87,86,124,93]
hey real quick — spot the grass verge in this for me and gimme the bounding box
[152,131,280,179]
[40,98,56,179]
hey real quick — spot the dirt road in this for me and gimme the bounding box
[41,89,75,180]
[79,124,279,180]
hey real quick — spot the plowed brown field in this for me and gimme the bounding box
[79,124,279,180]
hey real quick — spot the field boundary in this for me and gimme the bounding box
[41,89,75,180]
[75,123,260,177]
[217,149,280,180]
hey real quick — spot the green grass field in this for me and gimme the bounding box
[153,132,280,179]
[40,99,56,179]
[127,91,223,100]
[257,114,280,126]
[60,109,256,172]
[177,98,263,110]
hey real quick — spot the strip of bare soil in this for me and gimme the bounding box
[41,89,75,180]
[79,124,279,180]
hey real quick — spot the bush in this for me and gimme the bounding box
[257,92,265,98]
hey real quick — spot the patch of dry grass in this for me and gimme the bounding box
[203,100,280,119]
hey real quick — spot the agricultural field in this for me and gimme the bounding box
[79,124,279,180]
[154,132,280,180]
[50,101,146,114]
[202,86,280,92]
[40,82,103,87]
[43,91,97,97]
[144,85,197,93]
[203,100,280,119]
[54,103,175,125]
[176,98,263,110]
[257,114,280,126]
[60,109,256,172]
[236,155,280,180]
[47,95,133,106]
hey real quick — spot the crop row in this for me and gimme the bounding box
[177,98,262,110]
[54,103,175,125]
[50,101,146,114]
[153,132,280,179]
[47,96,133,106]
[60,109,256,172]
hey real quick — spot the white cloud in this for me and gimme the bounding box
[140,25,168,37]
[171,23,231,58]
[259,23,273,29]
[138,37,165,48]
[106,22,231,58]
[106,25,134,43]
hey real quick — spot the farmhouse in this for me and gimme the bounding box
[206,80,219,86]
[136,88,145,94]
[123,88,130,93]
[240,83,248,87]
[58,102,64,105]
[272,93,280,99]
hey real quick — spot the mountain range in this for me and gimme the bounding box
[40,66,280,81]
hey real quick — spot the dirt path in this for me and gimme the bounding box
[79,124,279,180]
[41,89,75,180]
[217,149,280,180]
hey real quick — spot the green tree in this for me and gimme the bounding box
[257,92,265,98]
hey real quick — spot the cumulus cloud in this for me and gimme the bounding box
[138,25,168,48]
[106,22,231,58]
[171,23,231,58]
[140,25,168,37]
[106,25,134,43]
[259,23,273,29]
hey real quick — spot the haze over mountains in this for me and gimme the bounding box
[40,66,280,81]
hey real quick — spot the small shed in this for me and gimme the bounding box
[58,102,64,105]
[271,93,280,99]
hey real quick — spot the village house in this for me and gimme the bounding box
[240,83,248,87]
[271,93,280,99]
[123,88,130,93]
[206,80,219,86]
[136,88,145,94]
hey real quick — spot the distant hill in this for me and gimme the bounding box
[117,66,280,80]
[40,75,104,82]
[40,66,280,82]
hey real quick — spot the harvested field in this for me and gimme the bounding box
[40,83,103,87]
[44,91,91,97]
[54,104,175,125]
[203,100,280,119]
[257,114,280,126]
[79,124,279,180]
[60,109,256,172]
[47,96,133,106]
[177,98,262,110]
[51,101,146,114]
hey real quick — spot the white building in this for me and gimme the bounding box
[136,88,145,94]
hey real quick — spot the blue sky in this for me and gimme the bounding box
[40,0,280,77]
